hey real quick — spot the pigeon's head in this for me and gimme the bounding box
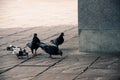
[7,46,11,51]
[61,32,64,36]
[34,33,37,37]
[6,45,15,51]
[58,50,63,56]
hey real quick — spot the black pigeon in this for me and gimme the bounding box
[30,33,40,56]
[39,42,63,58]
[50,32,64,47]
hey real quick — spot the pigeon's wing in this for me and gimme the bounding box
[47,45,59,55]
[56,36,64,46]
[39,42,49,51]
[50,39,57,45]
[40,44,51,54]
[39,42,47,47]
[26,43,32,48]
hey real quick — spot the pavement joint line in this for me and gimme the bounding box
[0,27,35,40]
[72,56,101,80]
[0,26,76,51]
[0,35,32,47]
[0,25,52,40]
[0,50,40,74]
[18,65,50,67]
[31,26,77,41]
[0,53,11,58]
[30,56,68,80]
[0,55,35,74]
[64,35,78,43]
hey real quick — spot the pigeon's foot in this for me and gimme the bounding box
[17,56,23,59]
[33,54,37,57]
[49,55,53,59]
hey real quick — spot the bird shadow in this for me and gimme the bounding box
[60,47,78,51]
[51,57,62,59]
[32,53,63,59]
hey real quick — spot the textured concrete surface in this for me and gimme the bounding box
[76,55,120,80]
[0,26,120,80]
[78,0,120,29]
[78,0,120,52]
[79,30,120,52]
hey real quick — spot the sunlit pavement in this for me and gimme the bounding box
[0,26,120,80]
[0,0,77,28]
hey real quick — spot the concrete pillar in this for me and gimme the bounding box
[78,0,120,53]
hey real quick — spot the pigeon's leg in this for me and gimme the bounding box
[49,55,53,58]
[31,49,36,56]
[17,56,22,59]
[34,49,37,56]
[31,48,34,54]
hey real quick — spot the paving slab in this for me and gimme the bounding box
[91,55,120,69]
[75,55,120,80]
[33,54,99,80]
[0,53,66,80]
[34,73,77,80]
[0,53,25,74]
[0,28,31,37]
[0,66,47,80]
[76,68,120,80]
[20,54,63,67]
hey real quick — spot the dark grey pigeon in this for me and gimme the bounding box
[30,33,40,56]
[39,42,63,58]
[50,32,64,47]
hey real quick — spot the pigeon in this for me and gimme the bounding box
[30,33,40,56]
[50,32,64,47]
[7,45,28,59]
[7,45,17,51]
[39,42,63,58]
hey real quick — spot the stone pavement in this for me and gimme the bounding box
[0,25,120,80]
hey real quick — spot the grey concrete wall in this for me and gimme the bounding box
[78,0,120,53]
